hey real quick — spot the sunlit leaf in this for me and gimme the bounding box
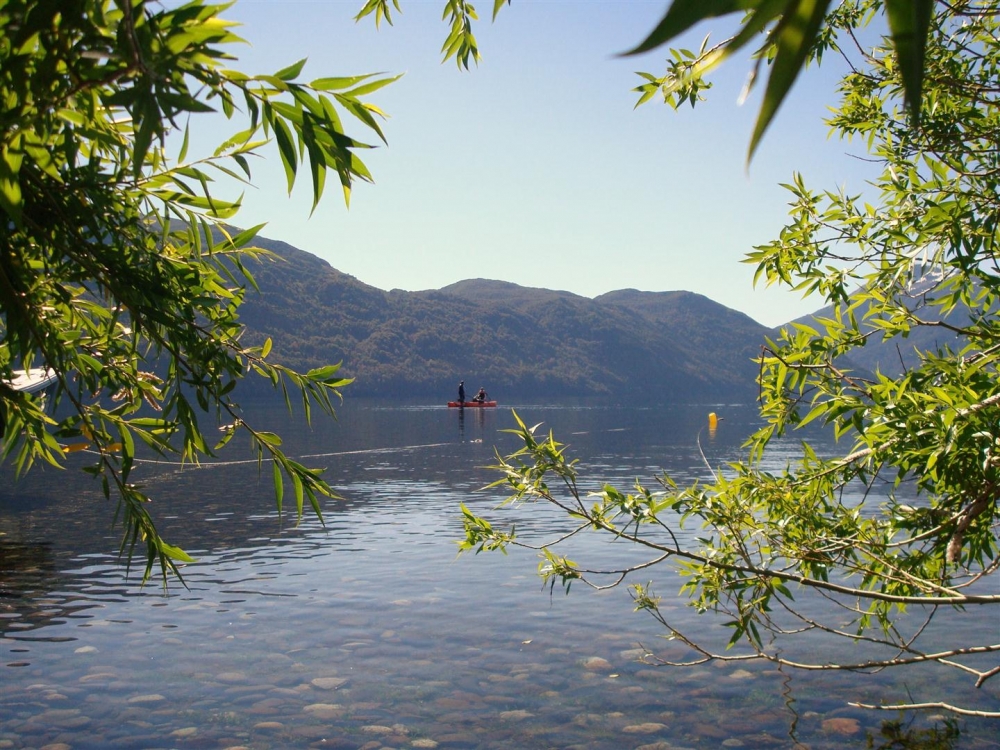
[622,0,752,57]
[748,0,833,161]
[275,58,308,82]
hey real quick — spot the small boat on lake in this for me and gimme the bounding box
[7,368,58,394]
[448,400,497,408]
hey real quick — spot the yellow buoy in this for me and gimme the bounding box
[708,412,718,438]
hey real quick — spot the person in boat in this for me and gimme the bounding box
[458,381,465,404]
[473,387,488,403]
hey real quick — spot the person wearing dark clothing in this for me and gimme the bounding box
[458,381,465,404]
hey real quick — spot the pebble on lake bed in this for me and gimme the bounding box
[127,694,165,703]
[360,725,397,734]
[78,672,116,683]
[581,657,612,671]
[303,703,344,719]
[622,722,668,734]
[822,717,861,735]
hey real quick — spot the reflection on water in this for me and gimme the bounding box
[1,399,996,748]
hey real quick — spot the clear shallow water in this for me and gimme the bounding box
[1,399,997,749]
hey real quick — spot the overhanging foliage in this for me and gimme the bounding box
[0,0,397,582]
[462,0,1000,717]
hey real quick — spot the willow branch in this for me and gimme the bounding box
[848,701,1000,718]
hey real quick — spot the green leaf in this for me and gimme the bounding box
[748,0,833,162]
[306,363,344,380]
[178,123,191,164]
[159,542,195,563]
[622,0,753,56]
[310,74,379,91]
[0,143,24,224]
[342,73,403,99]
[275,58,308,82]
[273,461,284,515]
[884,0,933,119]
[271,118,298,193]
[293,472,304,518]
[228,223,267,249]
[129,418,170,428]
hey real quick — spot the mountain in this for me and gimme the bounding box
[233,234,772,402]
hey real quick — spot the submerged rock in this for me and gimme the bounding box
[581,657,612,671]
[78,672,117,683]
[360,724,396,734]
[622,722,668,734]
[303,703,344,720]
[822,717,861,735]
[126,694,165,704]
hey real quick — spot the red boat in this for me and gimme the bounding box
[448,400,497,408]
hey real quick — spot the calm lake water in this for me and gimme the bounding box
[1,399,997,749]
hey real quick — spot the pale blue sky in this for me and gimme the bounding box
[194,1,877,327]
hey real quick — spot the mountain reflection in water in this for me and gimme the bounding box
[1,398,996,749]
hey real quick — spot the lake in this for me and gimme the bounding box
[1,399,997,749]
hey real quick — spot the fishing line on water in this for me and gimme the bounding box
[79,441,452,474]
[66,441,457,495]
[75,421,636,483]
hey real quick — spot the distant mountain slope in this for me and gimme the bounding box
[439,279,584,306]
[595,289,765,392]
[234,234,772,401]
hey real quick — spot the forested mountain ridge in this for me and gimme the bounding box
[235,234,771,401]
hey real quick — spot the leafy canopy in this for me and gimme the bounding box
[462,0,1000,718]
[0,0,399,582]
[627,0,936,160]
